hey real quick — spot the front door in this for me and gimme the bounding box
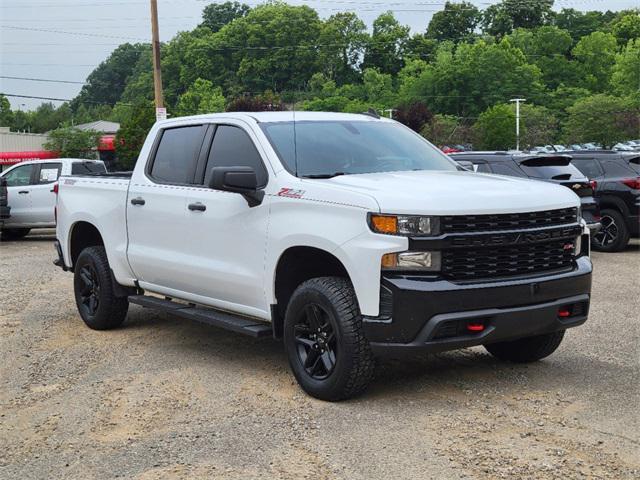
[183,123,271,317]
[2,163,36,226]
[30,162,61,225]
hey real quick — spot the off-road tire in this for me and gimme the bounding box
[485,330,565,363]
[1,228,31,240]
[74,246,128,330]
[592,208,629,252]
[284,276,375,401]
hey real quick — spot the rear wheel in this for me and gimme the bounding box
[485,331,565,363]
[73,246,128,330]
[592,208,629,252]
[1,228,31,240]
[284,277,375,401]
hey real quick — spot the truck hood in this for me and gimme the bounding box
[324,170,580,215]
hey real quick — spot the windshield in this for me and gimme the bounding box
[260,120,457,177]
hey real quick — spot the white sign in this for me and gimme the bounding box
[156,107,167,121]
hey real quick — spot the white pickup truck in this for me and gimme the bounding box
[0,158,106,240]
[55,112,593,400]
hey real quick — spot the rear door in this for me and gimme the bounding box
[126,124,208,291]
[30,162,62,225]
[2,163,36,226]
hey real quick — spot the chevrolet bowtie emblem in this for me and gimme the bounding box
[572,184,582,190]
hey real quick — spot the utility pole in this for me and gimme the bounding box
[150,0,165,121]
[510,98,525,151]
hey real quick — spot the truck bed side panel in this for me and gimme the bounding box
[56,176,136,286]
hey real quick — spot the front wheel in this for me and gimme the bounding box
[74,246,128,330]
[484,330,565,363]
[283,277,375,401]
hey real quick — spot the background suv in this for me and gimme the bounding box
[449,152,600,229]
[569,151,640,252]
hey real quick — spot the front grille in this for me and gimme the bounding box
[442,240,575,281]
[441,208,578,234]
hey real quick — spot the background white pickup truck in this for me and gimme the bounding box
[55,112,592,400]
[0,158,105,240]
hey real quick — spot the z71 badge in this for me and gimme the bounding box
[277,188,305,199]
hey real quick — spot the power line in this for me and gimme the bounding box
[0,76,86,85]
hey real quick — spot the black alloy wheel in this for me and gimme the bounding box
[592,209,629,252]
[78,264,101,317]
[293,303,337,380]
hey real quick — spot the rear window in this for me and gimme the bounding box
[518,156,582,180]
[572,158,603,178]
[71,162,107,175]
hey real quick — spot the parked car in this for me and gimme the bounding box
[54,112,592,401]
[569,150,640,252]
[0,176,10,225]
[0,158,106,240]
[448,151,600,230]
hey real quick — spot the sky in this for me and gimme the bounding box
[0,0,637,110]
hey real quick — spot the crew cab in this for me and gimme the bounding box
[54,112,592,400]
[0,158,106,240]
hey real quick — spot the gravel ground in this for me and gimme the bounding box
[1,230,638,479]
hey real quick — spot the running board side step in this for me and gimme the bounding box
[128,295,272,338]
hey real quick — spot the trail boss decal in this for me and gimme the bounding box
[277,188,305,199]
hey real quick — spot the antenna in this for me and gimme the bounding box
[293,92,299,177]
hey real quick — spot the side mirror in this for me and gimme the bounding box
[209,166,265,207]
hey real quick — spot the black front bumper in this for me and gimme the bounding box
[364,256,592,357]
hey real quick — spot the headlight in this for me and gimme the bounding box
[370,214,440,236]
[382,251,442,271]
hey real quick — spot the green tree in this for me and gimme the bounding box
[573,31,618,92]
[201,1,250,32]
[318,12,368,85]
[610,10,640,46]
[473,104,516,150]
[483,0,554,37]
[44,127,100,158]
[426,1,480,43]
[611,38,640,96]
[421,114,472,147]
[176,78,226,115]
[362,12,410,75]
[72,43,149,109]
[563,94,640,147]
[552,8,616,44]
[115,101,156,169]
[0,95,14,128]
[519,104,558,147]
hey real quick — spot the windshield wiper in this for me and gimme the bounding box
[301,172,346,179]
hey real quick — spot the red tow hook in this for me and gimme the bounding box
[558,307,571,318]
[466,322,485,333]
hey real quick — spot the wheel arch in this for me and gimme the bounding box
[271,246,351,339]
[69,221,104,270]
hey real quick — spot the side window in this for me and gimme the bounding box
[602,160,636,177]
[4,164,35,187]
[37,163,62,184]
[475,162,492,173]
[572,158,603,179]
[491,163,527,177]
[204,125,268,187]
[150,125,206,184]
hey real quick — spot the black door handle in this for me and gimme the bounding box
[130,197,145,206]
[18,190,29,194]
[188,202,206,212]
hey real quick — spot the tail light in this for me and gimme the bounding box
[52,182,59,194]
[621,178,640,190]
[589,180,597,191]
